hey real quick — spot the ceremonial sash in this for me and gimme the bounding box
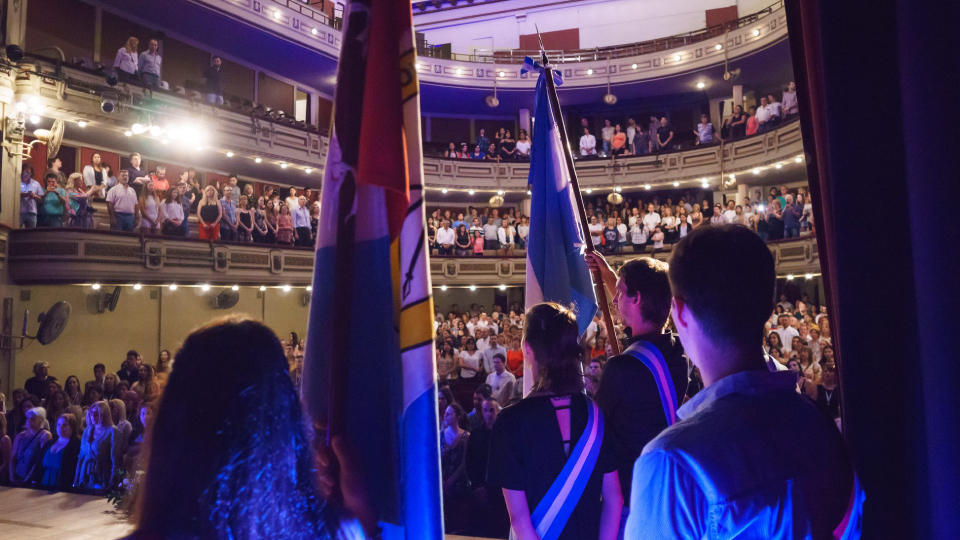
[625,340,679,426]
[833,473,865,540]
[516,398,605,540]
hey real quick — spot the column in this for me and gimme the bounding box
[732,84,743,110]
[518,108,531,137]
[4,0,28,48]
[736,183,747,206]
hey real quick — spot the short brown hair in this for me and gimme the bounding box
[619,257,672,330]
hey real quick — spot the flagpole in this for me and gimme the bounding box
[539,51,622,357]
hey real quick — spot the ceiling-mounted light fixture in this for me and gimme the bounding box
[602,56,617,105]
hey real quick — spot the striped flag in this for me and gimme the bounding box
[302,1,442,538]
[523,59,599,393]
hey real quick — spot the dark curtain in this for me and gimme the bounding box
[785,1,960,538]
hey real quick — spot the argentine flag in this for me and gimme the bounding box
[524,62,599,340]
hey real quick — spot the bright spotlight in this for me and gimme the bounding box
[29,115,41,124]
[231,284,239,291]
[306,285,313,292]
[752,168,761,175]
[786,274,795,281]
[149,125,163,137]
[305,168,313,174]
[585,188,592,194]
[644,184,651,190]
[498,284,507,291]
[631,63,638,69]
[254,157,263,163]
[775,163,783,169]
[441,188,448,194]
[133,283,142,291]
[311,28,318,36]
[673,54,681,62]
[469,285,477,291]
[91,283,101,291]
[280,163,288,169]
[586,68,594,75]
[715,43,723,51]
[468,189,475,195]
[440,285,448,292]
[498,71,505,77]
[282,284,292,292]
[753,29,761,37]
[497,190,504,196]
[794,156,803,163]
[455,68,463,75]
[200,284,211,292]
[259,285,267,292]
[124,130,133,137]
[77,120,88,128]
[672,181,680,187]
[169,284,178,291]
[696,81,705,89]
[131,123,146,134]
[804,274,814,280]
[226,151,235,158]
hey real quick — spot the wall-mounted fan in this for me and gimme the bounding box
[19,118,65,159]
[213,290,241,309]
[2,301,72,350]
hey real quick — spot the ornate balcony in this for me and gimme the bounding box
[3,226,818,287]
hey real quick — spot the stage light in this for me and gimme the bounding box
[805,274,814,280]
[124,130,133,137]
[586,68,594,75]
[226,151,234,157]
[440,285,448,292]
[91,283,101,291]
[753,29,761,37]
[696,81,705,89]
[282,285,292,292]
[305,168,313,174]
[169,284,178,291]
[133,283,142,291]
[280,163,288,169]
[259,285,267,292]
[752,168,761,175]
[786,274,795,281]
[441,188,448,194]
[469,285,477,291]
[468,189,475,195]
[200,283,211,292]
[585,188,592,194]
[499,284,507,291]
[673,181,680,187]
[795,156,803,163]
[77,120,88,128]
[715,43,723,51]
[631,63,638,69]
[254,157,263,163]
[231,284,239,291]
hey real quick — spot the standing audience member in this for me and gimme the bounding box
[20,165,44,228]
[106,170,140,232]
[86,364,106,394]
[276,204,295,245]
[626,225,857,538]
[109,399,133,458]
[293,196,312,247]
[485,354,516,407]
[126,152,150,197]
[139,38,162,87]
[203,56,224,105]
[580,127,597,156]
[24,361,55,401]
[454,224,472,257]
[161,185,186,236]
[488,303,622,540]
[117,351,143,385]
[236,195,254,243]
[113,36,139,80]
[39,173,69,228]
[220,185,238,241]
[466,397,509,537]
[38,413,81,489]
[197,186,222,241]
[694,113,714,145]
[0,414,11,480]
[64,375,83,406]
[436,220,455,256]
[656,117,674,152]
[66,173,100,228]
[782,81,799,117]
[138,181,163,235]
[74,401,119,490]
[441,403,471,532]
[130,317,361,538]
[10,407,52,484]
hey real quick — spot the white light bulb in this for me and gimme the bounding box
[254,157,263,163]
[306,285,313,292]
[124,130,133,137]
[441,188,448,194]
[614,186,622,193]
[440,285,448,292]
[752,168,761,175]
[77,120,88,128]
[469,285,477,291]
[715,43,723,51]
[91,283,101,291]
[311,28,318,36]
[305,168,313,174]
[794,156,803,163]
[282,285,292,292]
[200,284,211,292]
[131,123,146,134]
[775,163,783,169]
[497,190,504,196]
[149,125,163,137]
[585,189,593,194]
[673,181,680,187]
[644,184,651,190]
[259,285,267,292]
[226,151,234,158]
[696,81,705,89]
[499,284,507,291]
[804,274,814,280]
[133,283,142,291]
[468,189,475,195]
[169,284,178,291]
[786,274,795,281]
[753,29,761,37]
[232,285,239,291]
[498,71,505,77]
[631,63,638,69]
[673,54,682,62]
[455,68,463,75]
[280,163,288,169]
[586,68,594,75]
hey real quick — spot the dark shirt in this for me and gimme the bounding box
[25,376,55,401]
[117,367,140,385]
[204,66,223,94]
[656,125,674,148]
[816,385,841,419]
[466,424,493,487]
[476,135,490,152]
[488,393,615,540]
[127,166,147,196]
[783,203,802,228]
[39,437,81,489]
[594,332,689,501]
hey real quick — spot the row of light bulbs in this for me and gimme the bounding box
[89,283,311,293]
[423,25,765,79]
[427,154,804,196]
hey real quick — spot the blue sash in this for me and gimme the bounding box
[625,340,679,426]
[833,473,865,539]
[523,398,605,540]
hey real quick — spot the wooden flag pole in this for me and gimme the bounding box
[539,50,621,356]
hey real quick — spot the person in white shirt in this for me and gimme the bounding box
[19,167,44,228]
[475,327,490,353]
[580,127,597,156]
[481,334,507,374]
[616,217,628,249]
[459,337,483,380]
[485,354,516,407]
[774,315,801,353]
[600,119,614,156]
[113,36,140,79]
[766,94,783,127]
[756,96,771,132]
[628,207,640,229]
[106,170,140,231]
[588,216,603,245]
[285,187,300,212]
[630,221,648,252]
[642,203,661,236]
[516,216,529,249]
[497,220,516,255]
[515,129,531,158]
[782,81,799,116]
[722,200,738,224]
[138,38,162,88]
[436,220,456,255]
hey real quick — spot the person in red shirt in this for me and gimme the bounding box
[505,336,524,378]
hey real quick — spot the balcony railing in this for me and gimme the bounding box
[418,1,783,64]
[3,226,818,286]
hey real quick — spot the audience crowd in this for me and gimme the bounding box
[437,82,798,160]
[19,155,321,247]
[427,184,813,258]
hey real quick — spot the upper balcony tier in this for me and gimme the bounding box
[422,119,804,194]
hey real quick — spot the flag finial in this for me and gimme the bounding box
[535,23,548,65]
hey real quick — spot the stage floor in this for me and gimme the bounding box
[0,487,496,539]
